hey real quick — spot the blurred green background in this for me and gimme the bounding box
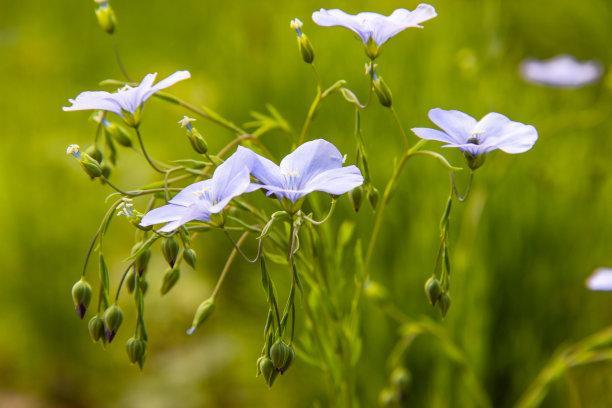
[1,0,611,406]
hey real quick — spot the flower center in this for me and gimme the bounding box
[281,169,301,191]
[467,133,481,145]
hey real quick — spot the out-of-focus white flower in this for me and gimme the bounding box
[586,268,612,291]
[520,55,602,88]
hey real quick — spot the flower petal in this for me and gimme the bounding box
[411,127,458,144]
[428,108,476,144]
[140,204,189,227]
[62,91,123,115]
[373,4,437,45]
[234,146,284,187]
[312,9,371,43]
[481,121,538,154]
[279,139,344,188]
[149,70,191,94]
[169,180,213,206]
[586,268,612,291]
[301,165,364,196]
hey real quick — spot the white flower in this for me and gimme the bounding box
[520,55,603,88]
[63,71,191,122]
[586,268,612,291]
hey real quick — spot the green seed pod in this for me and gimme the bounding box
[350,186,363,213]
[258,357,278,388]
[80,153,103,178]
[183,248,197,269]
[103,304,124,342]
[126,269,135,294]
[463,151,486,171]
[161,236,179,267]
[373,76,393,108]
[186,129,208,155]
[424,276,442,306]
[135,247,151,276]
[88,315,105,342]
[160,267,180,295]
[85,145,103,163]
[270,340,292,372]
[438,292,451,317]
[94,1,116,35]
[126,337,147,369]
[298,34,315,64]
[71,279,92,319]
[186,298,215,335]
[368,186,380,210]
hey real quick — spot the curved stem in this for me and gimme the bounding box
[211,231,250,299]
[81,199,123,277]
[390,107,410,147]
[112,36,132,82]
[134,127,167,173]
[302,199,336,226]
[451,171,474,202]
[102,177,134,196]
[222,229,260,263]
[114,262,136,302]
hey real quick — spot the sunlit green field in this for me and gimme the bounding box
[1,0,611,406]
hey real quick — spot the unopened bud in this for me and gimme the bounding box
[368,186,380,210]
[183,248,197,269]
[126,337,147,369]
[186,129,208,154]
[101,161,112,179]
[298,34,315,64]
[350,186,363,212]
[270,340,294,373]
[258,356,278,388]
[160,267,180,295]
[80,153,103,178]
[424,276,442,306]
[133,244,151,276]
[105,121,132,147]
[378,387,398,407]
[463,151,485,171]
[103,304,123,342]
[85,145,103,162]
[88,315,105,342]
[186,298,215,335]
[438,292,451,317]
[94,0,116,35]
[161,236,179,267]
[373,75,393,108]
[126,269,135,293]
[71,279,92,319]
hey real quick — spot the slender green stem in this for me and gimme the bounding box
[390,107,410,147]
[102,177,134,196]
[302,199,336,225]
[211,231,250,299]
[134,127,166,173]
[451,171,474,202]
[81,199,123,277]
[114,262,136,302]
[111,36,132,82]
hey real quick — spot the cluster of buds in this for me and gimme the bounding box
[126,336,147,369]
[290,19,314,64]
[179,116,208,155]
[94,0,116,35]
[424,276,451,317]
[257,339,295,387]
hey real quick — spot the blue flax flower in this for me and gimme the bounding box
[236,139,364,203]
[140,150,254,233]
[520,55,602,88]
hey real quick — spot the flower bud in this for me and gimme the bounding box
[80,153,103,178]
[186,298,215,335]
[126,269,136,294]
[161,236,179,267]
[298,34,315,64]
[71,279,92,319]
[94,0,116,35]
[135,246,151,276]
[126,337,147,369]
[368,186,380,210]
[424,276,442,306]
[105,121,132,147]
[183,248,197,269]
[85,145,103,163]
[100,161,112,179]
[187,129,208,155]
[437,292,451,317]
[373,76,393,108]
[258,356,278,388]
[88,315,105,342]
[103,304,123,342]
[365,38,380,60]
[270,340,293,373]
[160,267,180,295]
[350,186,363,212]
[463,151,485,171]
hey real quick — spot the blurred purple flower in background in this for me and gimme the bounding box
[236,139,364,203]
[140,150,253,232]
[520,55,602,88]
[586,268,612,291]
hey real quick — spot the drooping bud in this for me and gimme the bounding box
[126,337,147,369]
[100,161,112,179]
[81,153,103,178]
[126,269,136,293]
[85,145,103,163]
[134,246,151,276]
[463,150,486,171]
[290,18,314,64]
[437,292,451,317]
[373,75,393,108]
[368,186,380,210]
[161,236,179,267]
[94,0,116,35]
[258,357,278,388]
[186,297,215,335]
[104,120,132,147]
[88,315,105,342]
[270,340,293,373]
[183,248,197,269]
[350,186,363,212]
[103,304,124,342]
[160,267,180,295]
[71,279,92,319]
[424,276,442,306]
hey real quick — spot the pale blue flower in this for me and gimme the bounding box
[236,139,364,202]
[520,55,603,88]
[587,268,612,291]
[63,71,191,119]
[140,150,254,232]
[412,108,538,157]
[312,4,436,47]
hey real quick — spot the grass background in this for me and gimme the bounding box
[0,0,611,406]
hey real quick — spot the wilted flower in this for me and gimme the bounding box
[236,139,364,203]
[586,268,612,291]
[139,150,254,232]
[63,71,191,126]
[312,4,436,58]
[412,108,538,169]
[520,55,603,88]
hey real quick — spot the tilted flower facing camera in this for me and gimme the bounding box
[412,108,538,170]
[63,70,191,126]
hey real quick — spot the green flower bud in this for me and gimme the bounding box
[373,76,393,108]
[186,129,208,155]
[71,279,92,319]
[103,304,123,342]
[94,0,116,35]
[258,357,278,388]
[160,267,180,295]
[135,247,151,276]
[424,276,442,306]
[80,153,103,178]
[365,38,380,60]
[186,298,215,335]
[438,292,451,317]
[183,248,197,269]
[100,161,112,179]
[161,236,179,267]
[88,315,105,342]
[270,340,293,373]
[298,34,315,64]
[126,269,135,294]
[368,186,380,210]
[85,145,103,162]
[126,337,147,369]
[463,151,485,171]
[350,186,363,213]
[105,122,132,147]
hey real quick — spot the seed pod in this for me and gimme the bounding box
[126,337,147,369]
[258,357,278,388]
[350,186,363,213]
[71,279,92,319]
[94,0,116,34]
[373,76,393,108]
[368,186,380,210]
[270,340,292,372]
[88,315,105,342]
[161,236,179,267]
[103,304,124,342]
[424,276,442,306]
[126,269,135,294]
[186,298,215,335]
[160,268,180,295]
[183,248,197,269]
[438,292,451,317]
